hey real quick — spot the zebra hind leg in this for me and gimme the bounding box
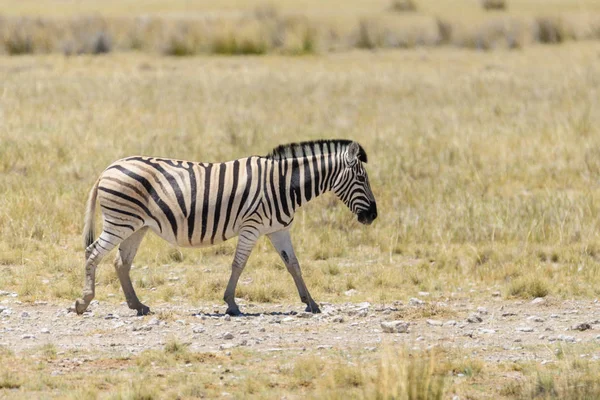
[75,229,125,314]
[114,227,150,316]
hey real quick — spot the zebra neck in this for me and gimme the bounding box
[283,154,343,211]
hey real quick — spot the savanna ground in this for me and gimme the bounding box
[1,1,600,399]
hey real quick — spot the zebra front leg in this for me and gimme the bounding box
[268,230,321,313]
[223,228,259,316]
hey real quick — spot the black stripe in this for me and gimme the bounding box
[187,163,197,245]
[303,158,312,203]
[232,159,253,229]
[211,163,227,244]
[222,160,240,241]
[311,156,320,199]
[200,164,213,242]
[104,230,124,240]
[110,165,178,238]
[99,186,162,232]
[243,160,263,220]
[290,158,300,209]
[104,220,136,231]
[100,205,145,222]
[270,161,286,225]
[144,159,188,217]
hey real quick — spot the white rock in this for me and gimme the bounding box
[418,292,430,297]
[409,298,424,306]
[282,317,295,323]
[223,315,231,322]
[531,297,546,305]
[21,334,35,339]
[192,326,205,334]
[444,320,457,326]
[477,307,488,315]
[381,321,409,333]
[223,332,234,340]
[517,327,534,332]
[426,319,443,326]
[219,343,236,350]
[41,328,50,334]
[479,328,496,334]
[297,312,312,319]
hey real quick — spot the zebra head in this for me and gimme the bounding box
[332,142,377,225]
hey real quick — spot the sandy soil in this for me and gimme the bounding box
[1,295,599,365]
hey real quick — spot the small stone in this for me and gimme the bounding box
[148,318,160,326]
[21,311,30,318]
[192,326,205,334]
[426,319,443,326]
[444,320,457,326]
[258,327,266,333]
[223,315,231,322]
[409,298,424,306]
[556,335,576,343]
[418,291,430,297]
[223,332,234,340]
[240,330,249,335]
[467,314,482,323]
[479,328,496,334]
[41,328,50,334]
[381,321,409,333]
[572,323,591,331]
[344,289,358,296]
[527,316,545,322]
[219,343,236,350]
[21,334,35,339]
[357,309,368,318]
[531,297,546,305]
[477,307,488,315]
[502,312,517,317]
[517,327,534,332]
[297,312,312,319]
[317,345,333,350]
[332,315,344,323]
[492,291,501,297]
[282,317,295,323]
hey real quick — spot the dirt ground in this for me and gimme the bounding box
[2,295,599,364]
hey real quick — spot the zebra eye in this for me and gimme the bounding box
[356,175,366,183]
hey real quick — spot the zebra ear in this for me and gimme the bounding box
[346,142,360,165]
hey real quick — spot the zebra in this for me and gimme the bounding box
[74,139,377,316]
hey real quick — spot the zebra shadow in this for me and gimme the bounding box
[192,311,300,318]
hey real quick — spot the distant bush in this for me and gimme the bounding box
[481,0,507,11]
[390,0,417,13]
[534,17,567,43]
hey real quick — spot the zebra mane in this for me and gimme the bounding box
[265,139,368,163]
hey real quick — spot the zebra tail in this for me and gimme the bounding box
[83,179,100,248]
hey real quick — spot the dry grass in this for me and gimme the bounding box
[0,6,600,395]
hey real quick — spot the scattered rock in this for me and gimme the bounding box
[516,327,534,332]
[282,317,295,323]
[223,332,234,340]
[492,291,501,297]
[467,314,483,323]
[527,316,545,322]
[223,315,231,322]
[409,298,424,306]
[477,307,488,315]
[502,312,517,317]
[239,330,249,335]
[21,334,35,339]
[418,292,430,297]
[192,326,204,334]
[479,328,496,334]
[381,321,409,333]
[531,298,546,305]
[444,320,457,326]
[297,312,312,319]
[332,315,344,323]
[426,319,443,326]
[219,343,236,350]
[572,323,591,331]
[344,289,358,296]
[40,328,50,334]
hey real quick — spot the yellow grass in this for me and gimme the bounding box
[0,20,600,397]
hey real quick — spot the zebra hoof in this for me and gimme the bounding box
[226,307,241,316]
[74,299,88,315]
[305,305,321,314]
[137,306,151,316]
